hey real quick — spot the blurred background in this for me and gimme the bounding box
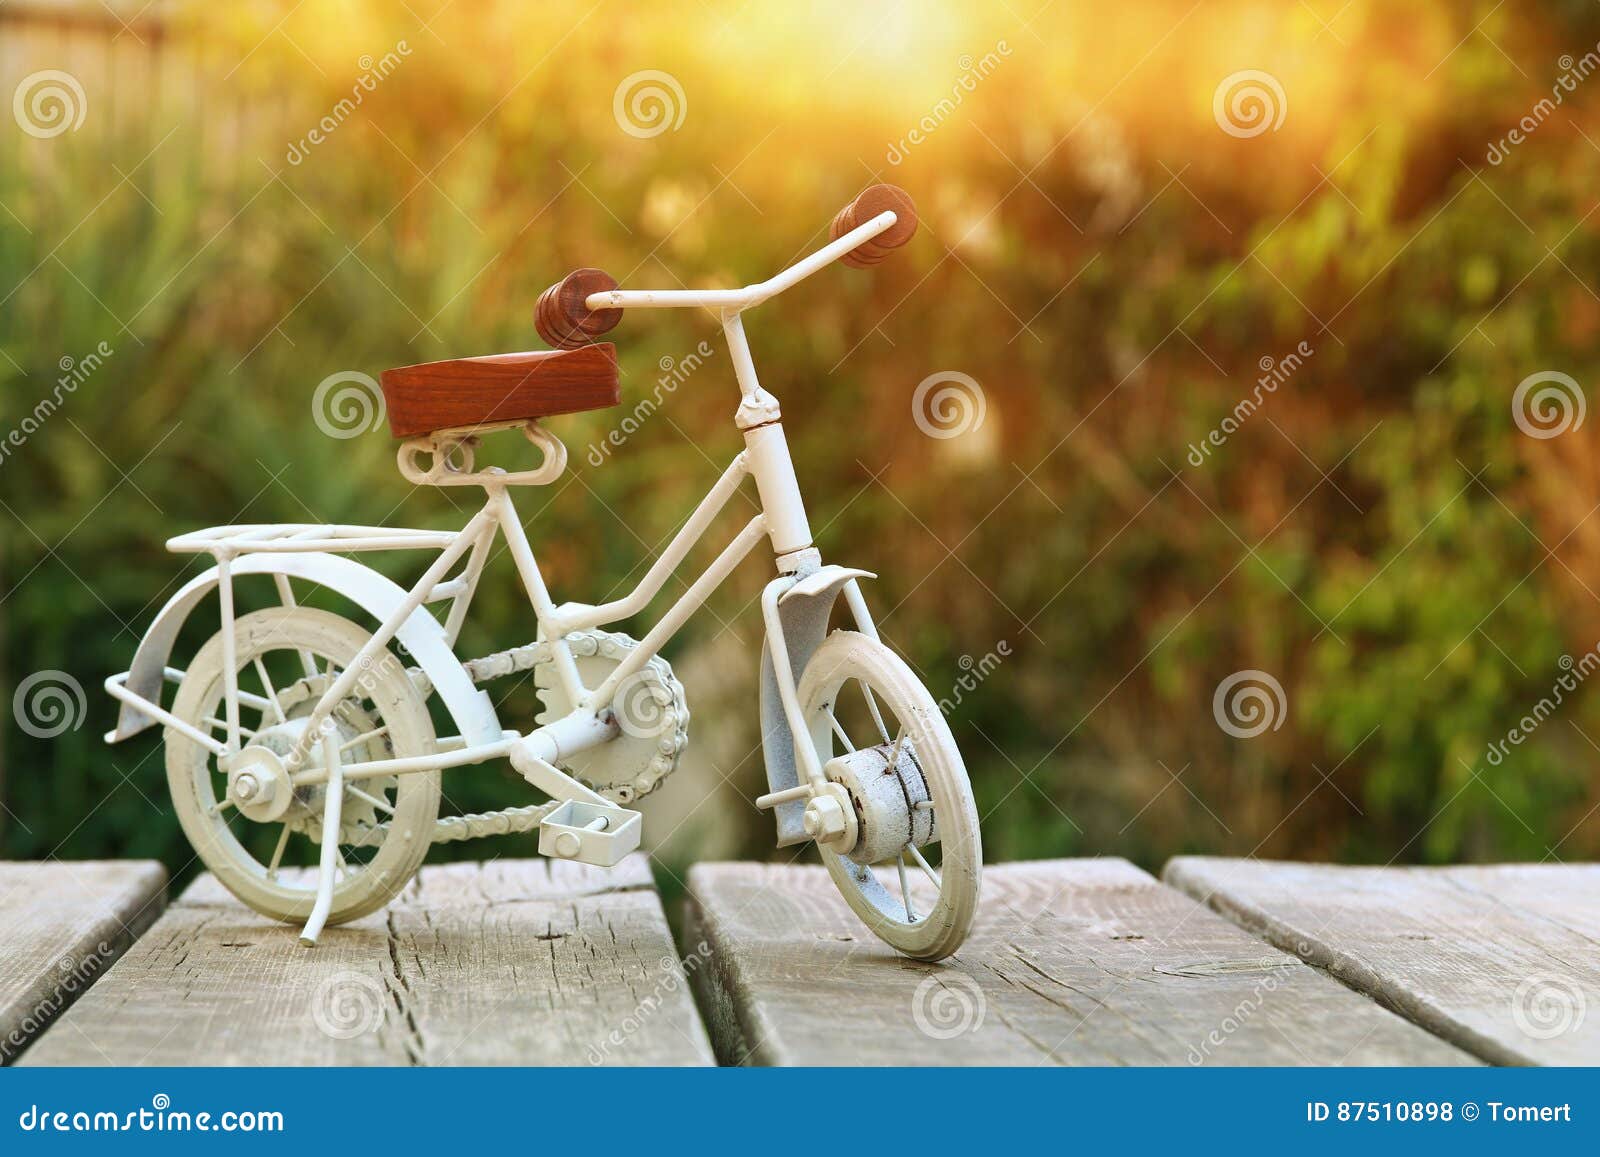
[4,0,1600,898]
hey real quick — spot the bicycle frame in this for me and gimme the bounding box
[103,206,903,943]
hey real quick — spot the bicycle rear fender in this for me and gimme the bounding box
[759,565,873,847]
[107,551,500,748]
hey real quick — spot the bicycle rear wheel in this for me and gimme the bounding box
[166,606,439,924]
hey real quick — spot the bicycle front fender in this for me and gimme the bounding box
[758,565,874,847]
[108,551,500,748]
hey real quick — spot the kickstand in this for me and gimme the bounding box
[299,728,345,947]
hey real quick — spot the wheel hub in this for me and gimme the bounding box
[225,674,394,835]
[223,745,294,823]
[824,741,938,865]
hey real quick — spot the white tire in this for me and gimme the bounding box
[166,606,439,924]
[798,630,981,960]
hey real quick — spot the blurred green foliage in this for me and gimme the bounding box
[4,0,1600,889]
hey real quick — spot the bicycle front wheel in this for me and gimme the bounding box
[797,630,981,960]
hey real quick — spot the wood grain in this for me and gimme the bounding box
[0,860,167,1064]
[22,856,713,1066]
[380,343,619,438]
[684,859,1471,1066]
[1165,857,1600,1065]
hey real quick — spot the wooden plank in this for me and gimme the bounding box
[22,856,714,1066]
[1165,858,1600,1066]
[683,859,1473,1066]
[0,860,167,1064]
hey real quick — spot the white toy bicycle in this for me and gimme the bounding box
[106,185,982,961]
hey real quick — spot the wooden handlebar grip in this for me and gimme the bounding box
[828,184,918,269]
[535,268,623,350]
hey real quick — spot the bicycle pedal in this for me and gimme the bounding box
[538,800,641,867]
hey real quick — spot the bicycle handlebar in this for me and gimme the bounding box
[535,186,917,345]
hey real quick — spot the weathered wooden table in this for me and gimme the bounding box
[2,855,1593,1065]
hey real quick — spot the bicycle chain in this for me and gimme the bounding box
[345,631,686,845]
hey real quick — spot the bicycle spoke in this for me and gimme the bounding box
[860,680,891,744]
[346,784,394,815]
[824,706,855,753]
[886,722,907,768]
[339,725,388,754]
[896,851,916,922]
[271,575,319,678]
[253,657,287,723]
[907,842,941,891]
[266,823,291,878]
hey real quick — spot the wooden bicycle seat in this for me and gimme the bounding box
[380,344,620,438]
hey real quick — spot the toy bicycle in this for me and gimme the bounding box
[105,185,981,961]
